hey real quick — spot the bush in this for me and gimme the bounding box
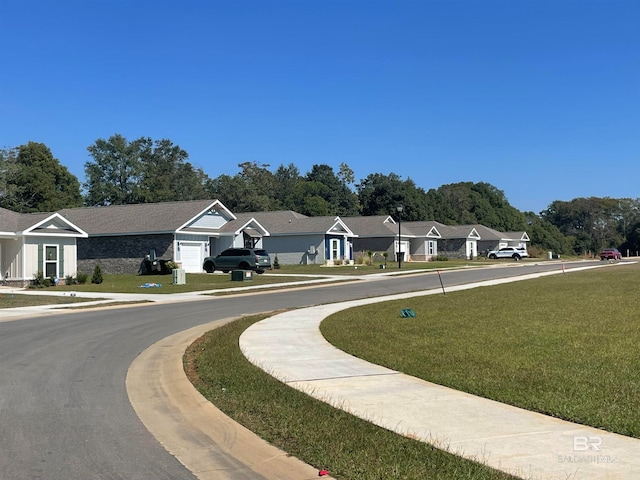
[273,255,280,270]
[31,271,48,289]
[76,271,89,284]
[431,255,449,262]
[91,264,103,284]
[165,260,179,271]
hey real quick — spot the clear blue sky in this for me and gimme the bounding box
[1,0,638,214]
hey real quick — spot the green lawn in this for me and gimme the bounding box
[321,261,640,438]
[0,293,102,308]
[187,261,638,479]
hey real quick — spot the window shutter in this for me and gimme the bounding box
[59,244,64,277]
[38,244,43,273]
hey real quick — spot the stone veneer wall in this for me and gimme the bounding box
[438,238,467,259]
[76,234,174,275]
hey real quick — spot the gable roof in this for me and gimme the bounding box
[226,211,354,236]
[0,207,86,238]
[58,200,229,235]
[341,215,404,237]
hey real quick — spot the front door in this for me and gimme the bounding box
[330,239,340,261]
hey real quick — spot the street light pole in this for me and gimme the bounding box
[397,204,403,269]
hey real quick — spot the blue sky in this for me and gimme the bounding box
[1,0,638,214]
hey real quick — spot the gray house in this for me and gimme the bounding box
[225,211,355,265]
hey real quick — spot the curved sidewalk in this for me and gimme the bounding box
[239,277,640,480]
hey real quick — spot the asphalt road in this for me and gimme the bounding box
[0,261,602,480]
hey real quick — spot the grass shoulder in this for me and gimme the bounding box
[185,315,515,480]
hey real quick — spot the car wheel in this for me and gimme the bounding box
[203,262,215,273]
[222,270,230,274]
[489,254,497,259]
[256,268,265,274]
[513,254,521,261]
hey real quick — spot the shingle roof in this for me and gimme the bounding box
[58,200,221,235]
[0,207,64,232]
[224,211,351,235]
[341,215,401,237]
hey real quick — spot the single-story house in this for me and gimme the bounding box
[2,200,531,280]
[346,217,529,261]
[224,211,355,265]
[0,207,88,287]
[59,200,239,274]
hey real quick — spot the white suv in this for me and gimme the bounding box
[487,247,528,261]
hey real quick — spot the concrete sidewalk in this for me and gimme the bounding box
[239,277,640,480]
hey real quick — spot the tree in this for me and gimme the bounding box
[137,137,208,203]
[206,162,280,212]
[305,164,360,216]
[1,142,82,212]
[0,147,20,210]
[85,134,209,206]
[273,163,301,210]
[541,197,625,254]
[424,182,526,232]
[356,173,429,220]
[85,134,143,206]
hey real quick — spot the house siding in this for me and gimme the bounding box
[263,234,324,265]
[77,233,174,274]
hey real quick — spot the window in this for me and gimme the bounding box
[45,245,58,278]
[427,241,435,255]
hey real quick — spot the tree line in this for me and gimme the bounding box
[2,135,639,256]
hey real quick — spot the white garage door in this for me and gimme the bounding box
[180,243,202,273]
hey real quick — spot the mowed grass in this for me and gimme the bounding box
[186,315,515,480]
[53,272,328,294]
[321,262,640,438]
[0,293,102,308]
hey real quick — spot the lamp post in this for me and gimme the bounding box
[396,204,403,269]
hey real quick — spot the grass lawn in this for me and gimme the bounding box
[0,293,102,308]
[52,272,333,294]
[186,315,515,480]
[187,261,638,479]
[321,261,640,438]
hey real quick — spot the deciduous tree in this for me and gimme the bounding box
[3,142,82,212]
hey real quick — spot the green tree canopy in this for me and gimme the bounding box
[304,163,359,216]
[1,142,82,212]
[425,182,526,232]
[356,172,429,221]
[85,134,209,206]
[85,134,143,206]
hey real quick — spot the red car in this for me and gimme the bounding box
[599,248,622,260]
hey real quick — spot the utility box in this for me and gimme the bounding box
[172,268,186,285]
[231,269,253,281]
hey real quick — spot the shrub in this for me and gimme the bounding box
[76,271,89,284]
[31,271,48,289]
[165,260,179,270]
[431,255,449,262]
[91,264,103,284]
[273,254,280,270]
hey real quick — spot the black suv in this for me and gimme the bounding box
[203,248,272,274]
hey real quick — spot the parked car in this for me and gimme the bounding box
[487,247,529,261]
[599,248,622,260]
[203,248,272,274]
